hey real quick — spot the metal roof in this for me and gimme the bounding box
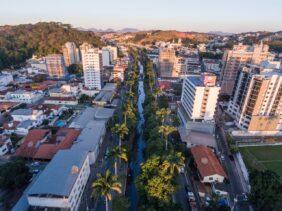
[28,149,88,197]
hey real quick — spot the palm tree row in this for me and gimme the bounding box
[92,49,140,211]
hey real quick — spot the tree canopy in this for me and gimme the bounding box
[0,22,102,70]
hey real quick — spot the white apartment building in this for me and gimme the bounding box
[4,90,43,104]
[27,149,90,211]
[80,43,102,90]
[45,54,66,78]
[180,73,220,123]
[227,64,282,133]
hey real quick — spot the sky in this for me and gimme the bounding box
[0,0,281,33]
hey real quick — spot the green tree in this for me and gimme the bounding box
[156,108,171,125]
[108,146,128,176]
[111,123,129,149]
[0,159,32,189]
[92,170,122,211]
[158,125,176,151]
[112,196,130,211]
[67,63,82,75]
[249,169,282,210]
[162,152,185,175]
[78,94,92,104]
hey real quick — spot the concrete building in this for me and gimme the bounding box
[4,90,44,104]
[11,108,44,123]
[46,54,66,78]
[159,47,178,78]
[62,42,80,66]
[227,64,282,133]
[102,46,118,64]
[80,43,102,90]
[0,135,12,156]
[27,149,90,211]
[179,73,220,123]
[220,42,274,96]
[102,48,111,67]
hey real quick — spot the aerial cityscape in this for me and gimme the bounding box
[0,1,281,211]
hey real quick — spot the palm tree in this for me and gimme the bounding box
[156,108,171,125]
[123,102,136,126]
[158,125,176,151]
[162,152,185,175]
[126,79,135,93]
[92,170,122,211]
[111,123,129,149]
[108,146,128,176]
[154,87,162,104]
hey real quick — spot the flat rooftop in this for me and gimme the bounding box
[28,149,88,197]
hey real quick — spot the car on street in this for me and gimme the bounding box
[185,185,195,201]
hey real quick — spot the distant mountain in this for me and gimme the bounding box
[208,31,234,36]
[76,27,139,33]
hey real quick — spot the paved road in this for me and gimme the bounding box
[215,106,251,211]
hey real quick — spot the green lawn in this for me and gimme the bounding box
[240,145,282,181]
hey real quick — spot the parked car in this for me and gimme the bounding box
[180,166,185,174]
[185,185,195,201]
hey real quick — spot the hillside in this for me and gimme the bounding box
[124,30,213,45]
[0,22,102,70]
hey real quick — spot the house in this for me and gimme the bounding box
[0,102,20,113]
[27,149,90,211]
[0,135,12,156]
[44,97,78,106]
[11,108,44,124]
[190,145,227,183]
[2,121,20,134]
[15,120,37,135]
[15,129,51,159]
[34,128,81,160]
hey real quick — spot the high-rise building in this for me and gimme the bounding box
[227,64,282,133]
[45,54,66,78]
[102,46,118,65]
[80,43,102,90]
[179,73,220,122]
[62,42,80,66]
[220,42,274,96]
[158,47,178,78]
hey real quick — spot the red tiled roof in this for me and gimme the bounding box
[190,145,227,179]
[15,129,50,158]
[34,128,80,160]
[3,121,20,130]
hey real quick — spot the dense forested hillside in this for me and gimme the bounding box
[0,22,102,70]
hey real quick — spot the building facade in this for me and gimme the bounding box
[158,47,178,78]
[80,43,102,90]
[180,73,220,122]
[227,64,282,133]
[62,42,80,66]
[220,42,274,96]
[46,54,66,78]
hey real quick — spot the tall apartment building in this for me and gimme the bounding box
[159,47,178,78]
[227,64,282,133]
[62,42,80,66]
[179,73,220,123]
[80,43,102,90]
[220,42,274,96]
[45,54,66,78]
[102,46,118,65]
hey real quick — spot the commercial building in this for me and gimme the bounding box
[4,90,44,104]
[102,46,118,65]
[227,64,282,134]
[46,54,66,78]
[179,73,220,123]
[62,42,80,66]
[190,145,227,183]
[27,149,90,211]
[80,43,102,90]
[158,47,178,78]
[220,42,274,96]
[11,108,44,123]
